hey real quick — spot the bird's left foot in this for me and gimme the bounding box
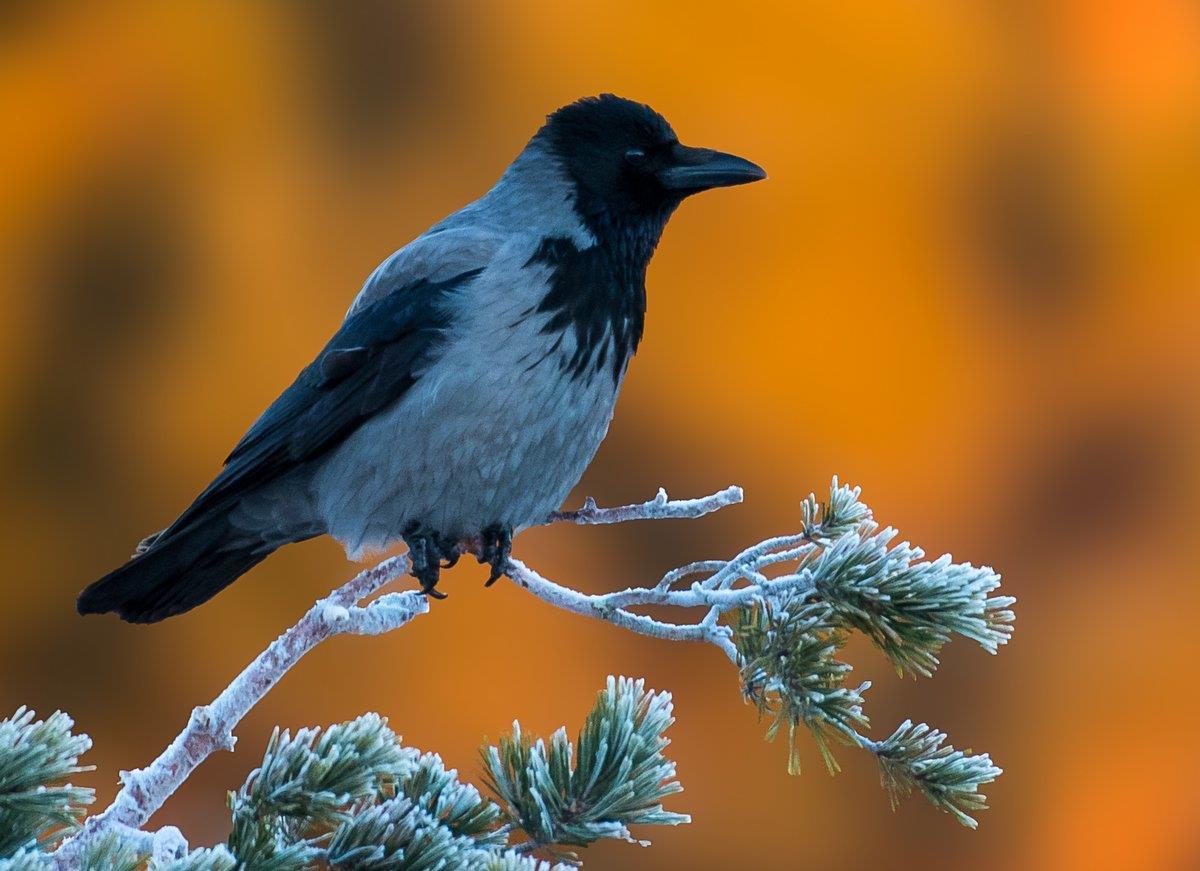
[478,523,513,587]
[404,525,460,599]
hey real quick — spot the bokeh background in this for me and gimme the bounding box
[2,1,1199,868]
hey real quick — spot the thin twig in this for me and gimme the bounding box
[543,484,743,526]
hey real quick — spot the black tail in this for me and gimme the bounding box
[77,513,280,623]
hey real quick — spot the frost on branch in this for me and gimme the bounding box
[10,476,1013,866]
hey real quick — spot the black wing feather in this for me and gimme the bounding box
[165,267,482,535]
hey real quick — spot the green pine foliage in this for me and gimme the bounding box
[482,676,688,859]
[809,528,1014,679]
[324,796,494,869]
[221,683,678,868]
[226,712,419,868]
[0,683,678,868]
[0,708,94,857]
[225,711,519,869]
[730,480,1013,826]
[874,721,1002,829]
[394,752,505,845]
[0,832,145,871]
[734,599,869,775]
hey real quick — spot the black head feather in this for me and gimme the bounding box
[524,96,687,387]
[528,95,756,387]
[537,94,684,229]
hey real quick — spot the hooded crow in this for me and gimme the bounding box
[78,94,766,622]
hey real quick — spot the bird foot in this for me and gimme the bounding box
[478,524,513,587]
[403,525,461,599]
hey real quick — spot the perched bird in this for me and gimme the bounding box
[78,94,765,623]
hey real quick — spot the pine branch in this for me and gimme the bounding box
[149,846,237,870]
[871,721,1002,829]
[217,710,596,868]
[75,832,141,871]
[52,561,428,868]
[226,713,418,867]
[1,831,144,871]
[504,480,1014,827]
[481,854,572,871]
[218,710,592,869]
[324,796,496,869]
[0,709,94,857]
[51,487,740,865]
[543,485,743,526]
[734,600,869,775]
[805,526,1014,678]
[394,752,505,844]
[40,479,1014,862]
[482,676,688,859]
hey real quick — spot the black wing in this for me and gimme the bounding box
[165,267,483,535]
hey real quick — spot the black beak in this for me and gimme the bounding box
[657,143,767,192]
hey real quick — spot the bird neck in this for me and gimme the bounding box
[470,144,678,385]
[577,204,675,289]
[526,207,671,387]
[467,144,598,248]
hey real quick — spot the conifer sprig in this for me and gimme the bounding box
[0,708,94,856]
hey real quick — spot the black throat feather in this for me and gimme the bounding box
[526,205,672,386]
[526,94,682,386]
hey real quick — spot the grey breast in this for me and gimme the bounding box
[313,236,618,559]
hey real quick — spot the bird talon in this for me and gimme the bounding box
[479,524,513,588]
[421,582,448,600]
[437,537,462,569]
[404,524,449,600]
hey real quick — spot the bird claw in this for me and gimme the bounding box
[478,524,513,587]
[420,577,448,600]
[403,524,456,600]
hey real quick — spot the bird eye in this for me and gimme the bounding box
[624,148,647,166]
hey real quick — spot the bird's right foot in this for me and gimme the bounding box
[479,523,513,587]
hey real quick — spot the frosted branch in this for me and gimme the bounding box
[52,558,427,868]
[46,478,1011,862]
[51,487,741,864]
[542,484,743,526]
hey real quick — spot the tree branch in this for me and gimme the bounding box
[506,558,742,659]
[39,480,1009,862]
[52,487,743,865]
[52,558,427,867]
[543,484,743,526]
[505,488,846,665]
[107,822,189,864]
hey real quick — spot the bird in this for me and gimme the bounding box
[77,94,765,623]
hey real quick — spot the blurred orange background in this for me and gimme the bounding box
[2,2,1199,868]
